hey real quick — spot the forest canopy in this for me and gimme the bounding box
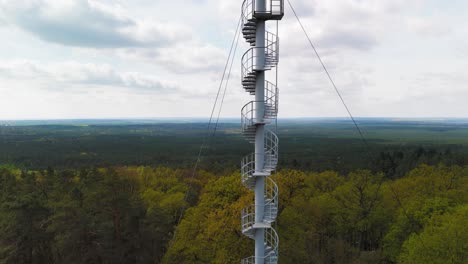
[0,164,466,263]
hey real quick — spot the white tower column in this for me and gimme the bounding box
[254,1,266,263]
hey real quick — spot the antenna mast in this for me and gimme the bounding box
[240,0,283,263]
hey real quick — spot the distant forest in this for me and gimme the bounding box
[0,120,467,263]
[1,120,468,175]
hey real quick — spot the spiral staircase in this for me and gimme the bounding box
[240,0,283,263]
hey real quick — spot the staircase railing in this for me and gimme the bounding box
[242,0,255,23]
[265,31,279,62]
[241,101,256,133]
[241,153,256,189]
[241,31,279,81]
[241,228,279,264]
[264,81,279,118]
[241,178,278,238]
[241,177,278,231]
[240,130,279,189]
[264,177,279,221]
[240,95,278,134]
[264,129,279,170]
[241,204,255,235]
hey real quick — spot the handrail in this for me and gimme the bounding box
[242,197,279,234]
[241,0,254,23]
[240,101,256,132]
[265,81,279,115]
[265,177,279,209]
[240,101,279,169]
[241,228,279,263]
[240,178,279,224]
[264,129,279,166]
[241,152,256,187]
[240,129,279,187]
[241,204,255,232]
[241,31,279,82]
[241,178,278,221]
[265,225,279,253]
[240,98,278,133]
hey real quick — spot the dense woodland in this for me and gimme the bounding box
[1,121,468,174]
[1,121,467,263]
[0,164,466,263]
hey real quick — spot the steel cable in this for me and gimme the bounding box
[287,0,427,251]
[175,14,243,227]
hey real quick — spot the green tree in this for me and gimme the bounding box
[398,204,468,264]
[162,173,251,264]
[0,169,52,264]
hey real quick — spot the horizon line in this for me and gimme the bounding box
[2,117,468,122]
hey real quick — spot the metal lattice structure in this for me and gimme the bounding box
[240,0,284,263]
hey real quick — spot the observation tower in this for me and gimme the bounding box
[240,0,284,263]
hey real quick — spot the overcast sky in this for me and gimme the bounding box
[0,0,467,119]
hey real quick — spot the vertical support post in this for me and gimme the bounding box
[254,227,265,264]
[254,1,266,263]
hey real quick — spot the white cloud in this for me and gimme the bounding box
[120,42,228,74]
[0,0,191,48]
[280,0,416,54]
[0,0,467,119]
[0,60,180,92]
[406,17,451,37]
